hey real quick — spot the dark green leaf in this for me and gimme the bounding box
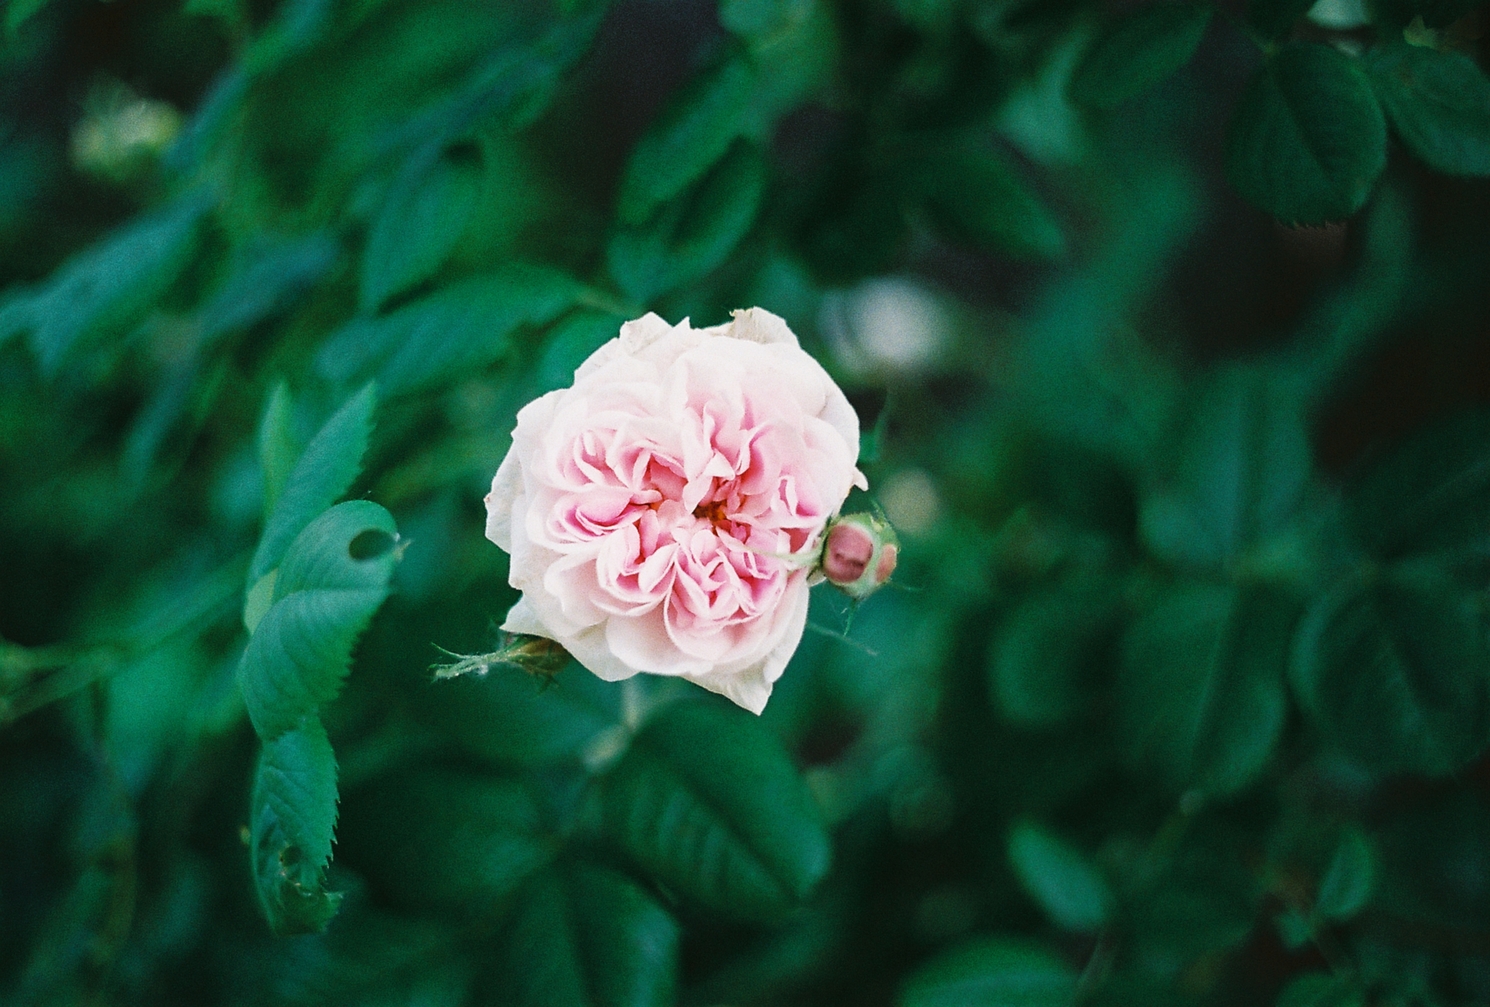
[1369,0,1479,30]
[1345,408,1490,558]
[1007,821,1113,932]
[241,0,332,72]
[1128,827,1261,959]
[1248,0,1317,41]
[1275,907,1315,949]
[199,231,338,342]
[1083,975,1200,1007]
[1118,583,1293,795]
[602,698,830,920]
[338,769,554,910]
[1139,365,1310,569]
[1290,568,1490,775]
[988,585,1122,727]
[266,907,465,1005]
[537,311,627,393]
[616,57,757,226]
[1367,40,1490,178]
[249,383,377,585]
[360,145,484,314]
[608,140,767,303]
[250,718,342,935]
[419,660,621,767]
[738,0,837,117]
[11,195,206,373]
[720,0,801,37]
[1225,43,1387,224]
[316,265,581,395]
[899,937,1078,1007]
[238,500,399,740]
[5,0,52,35]
[501,862,679,1007]
[916,147,1066,261]
[257,380,296,520]
[1315,827,1374,921]
[1070,2,1212,110]
[1276,973,1364,1007]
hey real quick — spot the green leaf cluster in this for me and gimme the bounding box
[239,385,400,934]
[0,0,1488,1004]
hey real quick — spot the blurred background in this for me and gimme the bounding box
[2,0,1490,1004]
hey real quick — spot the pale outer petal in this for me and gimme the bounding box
[484,307,861,715]
[677,577,811,715]
[484,451,520,552]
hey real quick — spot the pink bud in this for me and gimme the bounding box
[873,542,898,584]
[819,512,899,600]
[823,521,875,584]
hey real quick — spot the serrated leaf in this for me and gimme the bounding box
[360,145,484,313]
[501,862,679,1007]
[988,585,1122,728]
[419,660,621,767]
[1345,408,1490,558]
[1315,827,1374,921]
[616,56,757,226]
[1367,41,1490,177]
[12,195,205,373]
[899,937,1078,1007]
[250,718,342,935]
[1118,583,1293,796]
[1290,568,1490,776]
[1277,973,1364,1007]
[249,383,377,585]
[1139,365,1310,569]
[317,265,581,395]
[257,381,296,519]
[608,140,766,303]
[238,500,398,740]
[601,698,830,921]
[1007,821,1113,932]
[1070,2,1212,110]
[1225,43,1387,224]
[338,769,554,910]
[916,147,1066,261]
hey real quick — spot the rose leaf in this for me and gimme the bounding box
[248,383,378,586]
[249,717,342,935]
[497,861,679,1007]
[601,699,831,921]
[238,500,398,740]
[899,937,1079,1007]
[1117,582,1293,796]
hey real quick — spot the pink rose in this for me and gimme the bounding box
[484,308,865,714]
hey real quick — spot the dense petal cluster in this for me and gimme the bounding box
[485,308,864,713]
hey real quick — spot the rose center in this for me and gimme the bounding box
[693,499,728,525]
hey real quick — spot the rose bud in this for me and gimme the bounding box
[430,633,571,682]
[820,512,898,600]
[484,308,866,715]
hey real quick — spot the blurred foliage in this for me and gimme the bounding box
[1,0,1489,1004]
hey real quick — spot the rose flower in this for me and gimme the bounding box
[484,308,864,713]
